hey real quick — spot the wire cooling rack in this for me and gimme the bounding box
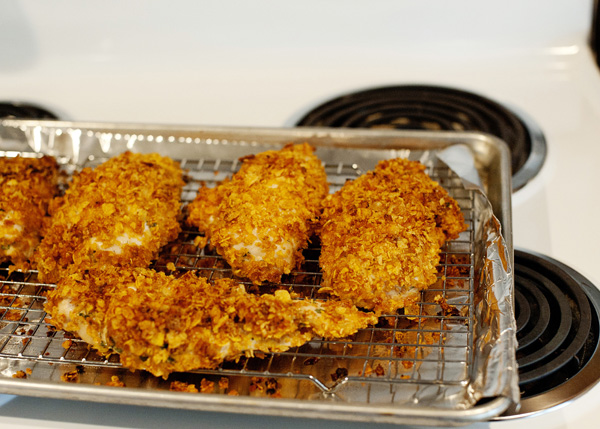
[0,152,475,406]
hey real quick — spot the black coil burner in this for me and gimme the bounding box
[498,250,600,419]
[296,85,546,191]
[0,102,58,120]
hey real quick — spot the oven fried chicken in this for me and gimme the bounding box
[44,266,377,378]
[186,143,329,284]
[318,158,466,315]
[0,156,59,270]
[39,148,374,378]
[35,152,184,283]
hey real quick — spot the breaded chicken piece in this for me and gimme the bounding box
[0,156,59,270]
[187,143,329,284]
[35,152,184,283]
[318,158,466,315]
[44,266,377,378]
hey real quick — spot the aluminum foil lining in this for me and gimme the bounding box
[438,145,520,407]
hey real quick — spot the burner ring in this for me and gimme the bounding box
[498,249,600,419]
[0,102,58,120]
[515,265,587,384]
[296,85,546,191]
[514,277,551,352]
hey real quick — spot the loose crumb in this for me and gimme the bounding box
[61,370,79,383]
[218,377,229,390]
[249,377,264,393]
[265,378,281,396]
[434,295,460,317]
[106,375,125,387]
[193,235,208,248]
[4,310,23,321]
[303,357,319,365]
[62,339,73,349]
[248,377,282,397]
[330,367,348,382]
[169,381,198,393]
[200,378,215,393]
[12,370,27,379]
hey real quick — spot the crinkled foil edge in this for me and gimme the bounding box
[437,146,520,409]
[469,190,520,406]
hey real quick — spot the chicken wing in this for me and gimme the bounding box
[318,158,466,315]
[187,143,328,284]
[0,156,59,270]
[35,152,184,283]
[44,266,377,378]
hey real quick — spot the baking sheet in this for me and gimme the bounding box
[0,120,517,425]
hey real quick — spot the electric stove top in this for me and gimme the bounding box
[0,1,599,428]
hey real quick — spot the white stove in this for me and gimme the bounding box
[1,1,599,428]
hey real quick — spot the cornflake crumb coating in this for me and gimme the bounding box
[186,143,329,284]
[318,158,466,315]
[35,152,184,283]
[0,156,59,270]
[45,266,376,378]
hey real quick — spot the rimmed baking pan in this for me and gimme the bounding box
[0,121,517,426]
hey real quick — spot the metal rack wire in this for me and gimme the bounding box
[0,153,475,405]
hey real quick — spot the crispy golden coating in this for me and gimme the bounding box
[187,143,329,284]
[0,156,59,269]
[318,158,466,315]
[44,266,377,378]
[38,149,372,379]
[35,152,184,283]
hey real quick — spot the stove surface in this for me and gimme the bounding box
[1,1,599,428]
